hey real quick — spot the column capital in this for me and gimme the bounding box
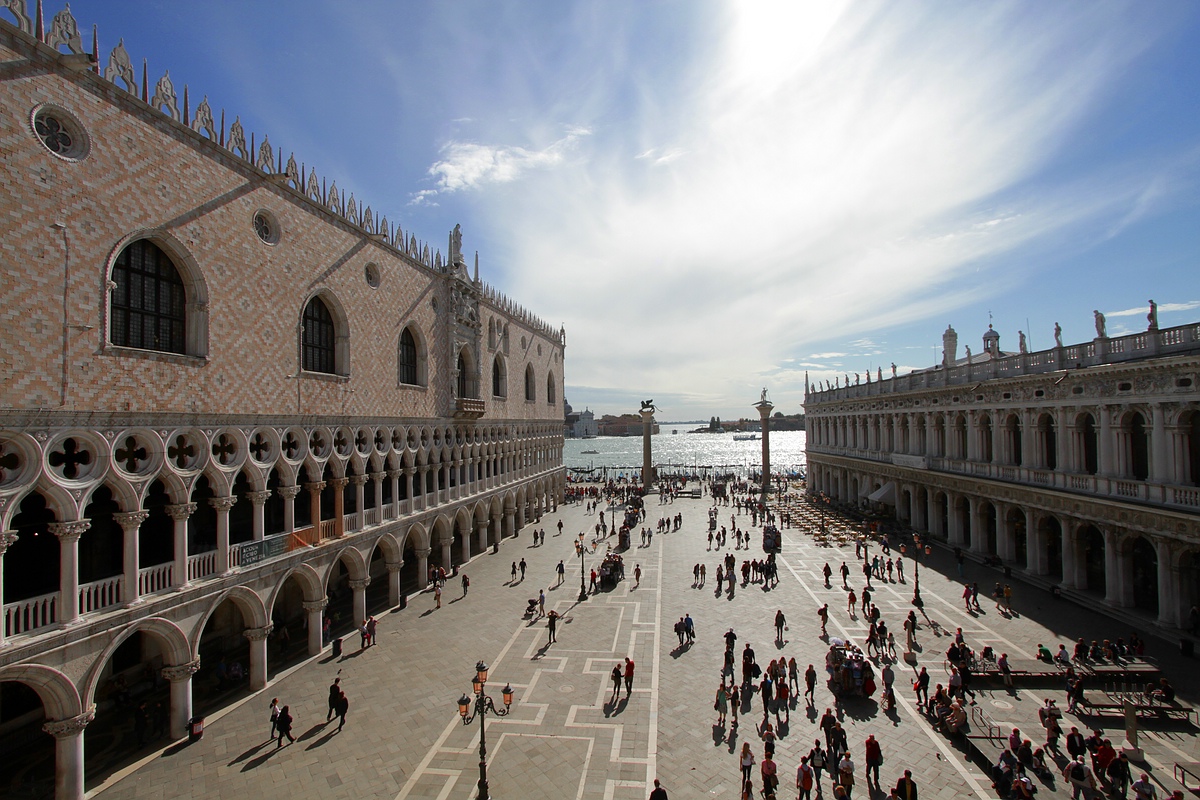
[386,469,403,479]
[113,510,150,531]
[244,490,272,506]
[165,502,197,521]
[242,624,274,642]
[348,474,368,486]
[209,495,238,512]
[48,520,90,541]
[277,484,302,500]
[42,707,96,738]
[304,481,327,494]
[161,659,201,682]
[369,471,387,481]
[0,530,18,555]
[348,578,371,590]
[415,547,432,559]
[302,598,329,613]
[328,476,349,490]
[385,561,404,573]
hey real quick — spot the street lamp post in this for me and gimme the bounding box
[575,533,588,602]
[900,535,932,609]
[456,661,514,800]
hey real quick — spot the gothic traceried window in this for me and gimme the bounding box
[398,327,418,386]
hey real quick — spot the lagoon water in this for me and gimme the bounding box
[564,428,807,476]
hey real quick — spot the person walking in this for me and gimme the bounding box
[740,742,757,797]
[327,677,341,721]
[823,563,832,588]
[847,590,857,617]
[864,735,882,788]
[775,609,787,642]
[556,560,565,586]
[649,778,669,800]
[837,751,856,799]
[1131,773,1157,800]
[715,683,729,726]
[538,589,546,618]
[335,689,349,732]
[511,561,518,583]
[519,558,527,579]
[684,613,695,644]
[818,604,829,636]
[624,657,635,698]
[461,572,470,596]
[268,697,281,740]
[275,704,295,747]
[797,756,815,800]
[840,562,850,589]
[610,663,623,701]
[805,664,817,704]
[434,582,442,608]
[809,740,828,789]
[894,770,918,800]
[366,615,377,647]
[915,667,930,708]
[635,564,642,587]
[820,707,838,751]
[547,609,560,643]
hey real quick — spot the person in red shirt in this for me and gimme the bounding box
[624,658,635,698]
[864,734,883,787]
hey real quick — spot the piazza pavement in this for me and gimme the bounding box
[90,490,1199,800]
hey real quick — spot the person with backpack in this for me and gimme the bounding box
[1063,755,1097,799]
[808,740,828,791]
[797,755,815,800]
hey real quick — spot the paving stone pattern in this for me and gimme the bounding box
[98,493,1199,800]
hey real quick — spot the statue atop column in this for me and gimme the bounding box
[1147,299,1158,331]
[760,387,769,404]
[1094,309,1107,338]
[449,223,464,266]
[1053,322,1063,347]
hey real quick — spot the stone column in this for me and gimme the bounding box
[42,708,94,800]
[946,493,963,545]
[416,467,429,510]
[305,481,325,535]
[349,578,369,626]
[440,538,453,572]
[387,469,402,516]
[966,412,979,461]
[330,477,348,537]
[503,506,515,540]
[415,547,431,589]
[1098,407,1114,477]
[370,472,384,518]
[165,503,195,589]
[1104,529,1122,604]
[640,407,656,490]
[303,599,328,655]
[490,516,502,548]
[968,497,986,554]
[1155,540,1179,627]
[756,397,774,502]
[278,485,301,535]
[996,504,1015,563]
[49,521,89,627]
[1060,522,1079,589]
[385,561,403,607]
[1149,403,1168,484]
[350,474,367,527]
[243,625,273,690]
[209,496,237,574]
[912,487,928,532]
[1026,509,1046,575]
[0,531,16,647]
[162,660,201,739]
[114,511,149,606]
[459,524,472,563]
[245,490,271,541]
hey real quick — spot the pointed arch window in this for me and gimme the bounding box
[546,372,557,405]
[110,239,186,354]
[399,327,418,385]
[525,364,536,402]
[302,296,336,374]
[492,354,507,398]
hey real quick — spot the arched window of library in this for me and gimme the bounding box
[110,239,186,354]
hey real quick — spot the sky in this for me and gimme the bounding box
[56,1,1200,421]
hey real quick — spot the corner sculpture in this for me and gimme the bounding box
[1094,309,1107,338]
[640,400,656,413]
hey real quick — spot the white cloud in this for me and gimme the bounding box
[415,128,591,201]
[1106,300,1200,318]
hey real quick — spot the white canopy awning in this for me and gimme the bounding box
[867,481,896,505]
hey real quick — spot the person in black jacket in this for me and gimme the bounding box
[275,705,294,746]
[894,769,918,800]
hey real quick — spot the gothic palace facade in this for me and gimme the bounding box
[805,320,1200,633]
[0,6,565,797]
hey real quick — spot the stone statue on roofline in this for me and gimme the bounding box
[1147,299,1158,331]
[891,363,897,378]
[1094,310,1107,338]
[877,367,883,382]
[1018,330,1027,353]
[1053,322,1063,347]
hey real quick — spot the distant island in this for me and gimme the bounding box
[689,413,805,433]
